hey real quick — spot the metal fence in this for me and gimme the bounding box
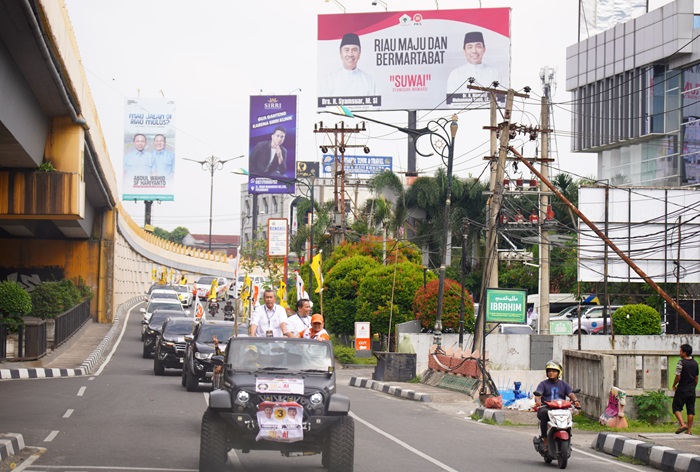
[0,299,91,361]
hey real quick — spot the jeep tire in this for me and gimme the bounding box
[142,345,150,359]
[154,356,165,375]
[199,409,228,472]
[185,367,199,392]
[326,415,354,472]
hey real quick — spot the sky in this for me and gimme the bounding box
[63,0,676,236]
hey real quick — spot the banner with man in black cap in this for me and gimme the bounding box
[446,30,502,106]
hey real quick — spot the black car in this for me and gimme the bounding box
[154,318,195,375]
[143,309,188,358]
[199,337,353,472]
[182,320,240,392]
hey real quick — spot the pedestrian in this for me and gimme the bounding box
[673,343,699,434]
[249,289,290,337]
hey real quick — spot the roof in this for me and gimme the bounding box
[188,234,240,245]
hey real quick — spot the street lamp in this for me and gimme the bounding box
[325,109,458,350]
[184,155,243,251]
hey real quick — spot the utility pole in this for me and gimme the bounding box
[313,121,366,244]
[538,67,554,334]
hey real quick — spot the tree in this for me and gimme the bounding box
[413,278,475,333]
[170,226,189,244]
[324,237,421,274]
[239,237,281,287]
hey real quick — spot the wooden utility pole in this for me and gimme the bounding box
[313,121,366,244]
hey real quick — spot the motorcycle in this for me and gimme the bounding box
[532,389,580,469]
[223,306,234,321]
[208,300,220,317]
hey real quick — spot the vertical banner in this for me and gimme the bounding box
[317,8,511,111]
[248,96,297,195]
[123,97,176,201]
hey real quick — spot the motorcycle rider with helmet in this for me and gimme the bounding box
[534,360,580,452]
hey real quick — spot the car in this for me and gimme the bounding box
[182,320,241,392]
[550,305,622,334]
[142,309,188,358]
[172,284,194,307]
[194,276,229,300]
[147,288,180,304]
[227,274,265,299]
[199,337,353,472]
[140,299,187,340]
[498,323,534,334]
[154,317,196,374]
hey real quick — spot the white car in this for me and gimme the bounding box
[550,305,622,334]
[172,284,194,307]
[227,274,265,299]
[193,276,229,300]
[140,298,187,339]
[148,288,180,304]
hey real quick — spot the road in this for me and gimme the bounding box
[0,303,655,472]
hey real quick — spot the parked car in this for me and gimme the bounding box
[498,324,534,334]
[154,317,196,374]
[199,337,353,472]
[194,276,229,300]
[140,298,187,340]
[550,305,622,334]
[142,308,188,358]
[182,320,242,391]
[172,284,194,307]
[227,274,265,299]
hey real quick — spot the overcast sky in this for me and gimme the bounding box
[64,0,674,236]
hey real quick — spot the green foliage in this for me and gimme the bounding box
[240,237,282,286]
[324,256,382,336]
[634,390,672,424]
[332,343,377,365]
[153,227,170,240]
[30,279,82,319]
[412,278,474,333]
[498,263,538,295]
[325,238,421,274]
[356,262,430,335]
[170,226,189,244]
[76,276,94,301]
[37,160,56,172]
[611,304,661,335]
[0,281,32,317]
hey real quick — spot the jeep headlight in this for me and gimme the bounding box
[236,390,250,403]
[309,392,323,405]
[195,352,213,360]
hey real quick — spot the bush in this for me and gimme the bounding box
[413,278,475,333]
[611,304,661,335]
[76,276,94,301]
[0,281,32,316]
[634,389,671,424]
[31,279,83,319]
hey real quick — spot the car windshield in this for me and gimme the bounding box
[150,291,179,299]
[199,324,236,344]
[164,320,194,336]
[227,339,333,372]
[197,276,215,285]
[149,311,185,328]
[147,301,182,313]
[172,285,189,293]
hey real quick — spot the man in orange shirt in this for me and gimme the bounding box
[299,314,330,341]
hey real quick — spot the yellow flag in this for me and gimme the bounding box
[209,278,219,300]
[277,281,289,309]
[151,268,158,282]
[310,251,323,293]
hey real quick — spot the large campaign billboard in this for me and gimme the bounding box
[122,97,176,201]
[248,96,297,195]
[317,8,510,111]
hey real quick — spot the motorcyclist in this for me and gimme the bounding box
[534,360,580,451]
[223,300,234,320]
[208,299,220,317]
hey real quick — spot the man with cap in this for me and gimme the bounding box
[320,32,377,98]
[299,314,330,341]
[446,31,501,95]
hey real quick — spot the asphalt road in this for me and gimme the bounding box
[0,303,656,472]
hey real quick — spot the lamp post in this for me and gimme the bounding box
[185,155,244,251]
[325,109,458,350]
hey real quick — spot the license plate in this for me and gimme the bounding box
[179,358,184,363]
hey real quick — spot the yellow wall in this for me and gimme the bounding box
[44,116,83,175]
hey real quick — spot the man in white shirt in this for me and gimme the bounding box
[446,31,500,95]
[320,32,377,98]
[249,289,290,337]
[286,298,312,337]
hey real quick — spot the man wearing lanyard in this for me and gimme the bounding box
[249,289,290,337]
[286,298,312,338]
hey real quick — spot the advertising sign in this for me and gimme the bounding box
[122,97,176,201]
[317,8,510,111]
[249,96,297,194]
[267,218,288,258]
[550,320,573,336]
[485,289,527,323]
[322,155,392,176]
[296,161,320,178]
[355,321,371,351]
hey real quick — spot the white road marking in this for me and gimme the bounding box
[93,304,137,376]
[62,409,74,418]
[350,411,460,472]
[43,430,59,442]
[77,386,86,396]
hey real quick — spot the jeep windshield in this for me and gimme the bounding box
[226,338,333,372]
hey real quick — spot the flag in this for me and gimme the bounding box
[294,270,309,301]
[277,281,289,309]
[240,274,251,321]
[310,250,323,293]
[209,277,219,300]
[193,297,205,321]
[579,0,646,40]
[151,268,158,282]
[228,253,241,298]
[252,284,260,307]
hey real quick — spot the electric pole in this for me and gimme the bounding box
[539,67,555,334]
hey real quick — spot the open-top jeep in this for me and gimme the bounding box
[199,337,354,472]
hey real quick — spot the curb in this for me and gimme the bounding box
[0,433,24,462]
[594,432,700,471]
[474,407,505,424]
[0,297,143,381]
[349,376,432,402]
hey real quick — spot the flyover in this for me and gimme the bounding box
[0,0,232,322]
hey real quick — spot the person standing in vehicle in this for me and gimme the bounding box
[673,343,699,434]
[286,298,312,337]
[299,314,330,341]
[249,289,289,337]
[534,361,580,451]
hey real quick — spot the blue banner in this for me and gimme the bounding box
[321,155,392,176]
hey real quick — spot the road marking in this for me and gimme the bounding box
[63,409,74,418]
[93,304,137,376]
[11,447,46,471]
[77,386,86,396]
[43,430,59,442]
[350,411,460,472]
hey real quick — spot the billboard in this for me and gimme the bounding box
[296,161,320,179]
[321,154,392,176]
[122,97,176,201]
[248,96,297,195]
[317,8,510,111]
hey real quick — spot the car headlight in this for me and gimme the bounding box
[236,390,250,403]
[195,352,213,360]
[309,393,323,405]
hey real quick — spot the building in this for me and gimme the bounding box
[566,0,700,186]
[182,233,240,257]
